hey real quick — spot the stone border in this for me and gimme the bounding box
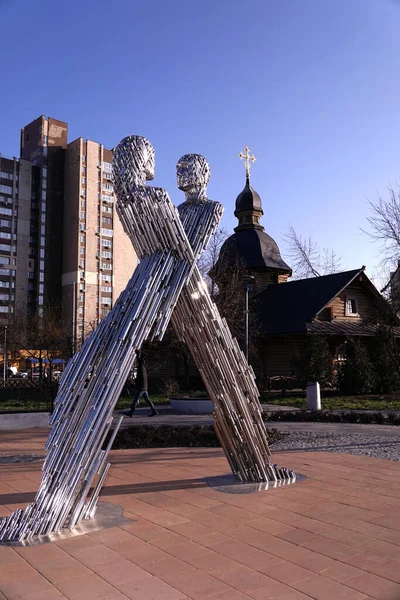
[0,412,50,430]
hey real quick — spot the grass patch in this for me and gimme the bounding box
[110,424,286,449]
[264,410,400,425]
[261,396,400,411]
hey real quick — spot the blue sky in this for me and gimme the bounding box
[1,0,400,285]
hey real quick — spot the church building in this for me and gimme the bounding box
[211,152,397,389]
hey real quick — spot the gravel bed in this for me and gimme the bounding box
[271,431,400,462]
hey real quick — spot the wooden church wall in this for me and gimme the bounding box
[318,280,375,322]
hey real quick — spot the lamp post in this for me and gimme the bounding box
[3,325,7,381]
[244,276,255,362]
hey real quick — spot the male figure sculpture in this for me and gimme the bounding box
[0,137,292,543]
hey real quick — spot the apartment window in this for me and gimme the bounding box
[38,295,44,305]
[82,167,86,174]
[41,213,46,223]
[0,244,10,252]
[79,284,85,292]
[40,249,45,258]
[101,297,110,304]
[78,307,83,314]
[81,189,86,197]
[80,212,85,220]
[0,256,9,265]
[39,284,44,294]
[40,260,44,270]
[0,294,10,301]
[101,228,113,237]
[103,162,112,172]
[102,263,112,270]
[102,251,112,259]
[80,224,85,231]
[102,206,112,214]
[82,155,86,162]
[103,172,112,181]
[0,220,11,228]
[0,172,13,180]
[0,185,12,194]
[0,233,11,240]
[80,235,85,243]
[345,297,359,316]
[0,307,9,313]
[42,167,47,177]
[41,202,46,212]
[42,190,46,200]
[102,217,112,225]
[101,285,112,293]
[102,183,113,192]
[82,177,86,185]
[80,248,85,255]
[28,272,34,279]
[0,281,9,288]
[12,257,16,265]
[40,236,45,246]
[80,259,85,268]
[0,208,12,216]
[41,225,45,235]
[0,269,11,276]
[43,135,48,145]
[102,239,112,247]
[79,294,84,303]
[81,201,86,208]
[39,272,44,282]
[101,274,111,282]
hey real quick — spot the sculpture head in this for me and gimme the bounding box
[112,135,155,195]
[176,154,210,201]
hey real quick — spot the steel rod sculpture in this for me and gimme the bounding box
[0,136,292,543]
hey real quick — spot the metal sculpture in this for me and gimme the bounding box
[0,136,292,544]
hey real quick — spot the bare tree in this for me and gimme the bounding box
[197,227,229,299]
[364,184,400,300]
[7,304,74,379]
[284,226,342,279]
[364,184,400,266]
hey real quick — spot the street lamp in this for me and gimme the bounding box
[243,276,255,361]
[3,325,7,382]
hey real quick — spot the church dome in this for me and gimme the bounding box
[235,176,262,216]
[215,228,291,273]
[210,172,292,282]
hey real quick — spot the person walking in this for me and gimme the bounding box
[127,350,158,417]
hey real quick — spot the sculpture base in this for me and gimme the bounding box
[206,472,306,494]
[0,502,134,547]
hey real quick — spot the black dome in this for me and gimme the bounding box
[235,177,263,216]
[214,229,291,273]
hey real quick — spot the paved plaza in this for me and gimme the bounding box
[1,428,400,599]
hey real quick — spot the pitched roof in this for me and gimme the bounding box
[256,268,365,335]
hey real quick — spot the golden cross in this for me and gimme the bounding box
[238,146,257,178]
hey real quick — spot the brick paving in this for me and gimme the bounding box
[0,428,400,599]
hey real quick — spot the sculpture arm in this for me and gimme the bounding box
[177,200,224,258]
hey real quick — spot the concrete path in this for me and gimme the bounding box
[1,430,400,599]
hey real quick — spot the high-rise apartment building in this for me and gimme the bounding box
[63,138,136,346]
[0,155,38,325]
[0,116,137,342]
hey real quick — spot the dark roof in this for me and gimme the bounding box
[256,268,364,334]
[235,176,262,215]
[213,228,292,274]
